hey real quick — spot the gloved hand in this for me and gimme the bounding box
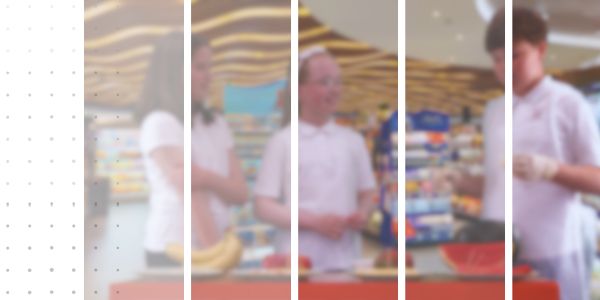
[513,153,560,181]
[430,167,462,194]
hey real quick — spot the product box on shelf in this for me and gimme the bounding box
[406,110,454,246]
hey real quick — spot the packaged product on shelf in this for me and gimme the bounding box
[406,110,454,245]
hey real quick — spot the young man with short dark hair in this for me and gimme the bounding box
[441,9,506,222]
[512,7,600,300]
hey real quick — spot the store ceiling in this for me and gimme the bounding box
[406,0,493,68]
[405,0,501,115]
[299,2,397,114]
[300,0,397,54]
[87,0,598,116]
[405,0,600,115]
[193,0,291,109]
[84,0,397,114]
[408,0,600,70]
[406,59,501,116]
[84,0,291,109]
[84,0,183,108]
[512,0,600,70]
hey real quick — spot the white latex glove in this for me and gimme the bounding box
[513,153,560,181]
[431,167,462,194]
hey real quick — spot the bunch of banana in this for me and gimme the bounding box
[165,231,244,272]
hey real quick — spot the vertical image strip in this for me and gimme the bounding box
[84,1,184,299]
[297,0,398,299]
[511,2,600,300]
[291,0,300,298]
[183,0,192,299]
[504,2,512,300]
[405,1,506,299]
[399,0,406,297]
[190,1,292,300]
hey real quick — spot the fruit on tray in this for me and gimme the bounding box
[406,252,414,269]
[406,220,416,239]
[513,264,533,277]
[262,254,287,269]
[513,228,520,263]
[165,231,244,272]
[299,256,312,270]
[439,242,504,275]
[262,254,312,271]
[374,249,398,269]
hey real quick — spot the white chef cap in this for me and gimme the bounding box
[299,46,329,74]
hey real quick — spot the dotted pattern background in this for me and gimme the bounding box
[0,1,83,298]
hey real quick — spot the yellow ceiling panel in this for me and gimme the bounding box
[192,7,290,33]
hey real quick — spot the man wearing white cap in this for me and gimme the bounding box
[297,46,377,271]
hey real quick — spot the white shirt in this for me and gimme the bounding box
[140,111,184,252]
[140,111,236,252]
[298,120,376,271]
[482,96,505,222]
[513,76,600,259]
[254,126,291,253]
[192,113,235,244]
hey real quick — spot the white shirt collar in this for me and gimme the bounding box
[299,119,337,137]
[513,75,552,107]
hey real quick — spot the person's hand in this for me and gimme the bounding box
[346,211,370,231]
[431,168,462,193]
[513,153,559,181]
[310,214,347,240]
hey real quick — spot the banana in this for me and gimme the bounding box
[164,244,185,263]
[164,231,244,272]
[191,235,229,264]
[194,232,243,271]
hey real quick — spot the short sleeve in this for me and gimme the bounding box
[254,131,287,200]
[572,98,600,166]
[354,134,377,191]
[139,111,183,155]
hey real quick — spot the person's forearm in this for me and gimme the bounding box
[299,209,320,231]
[358,190,377,216]
[553,164,600,195]
[192,165,248,204]
[162,165,183,198]
[454,174,484,198]
[255,197,290,229]
[191,192,220,247]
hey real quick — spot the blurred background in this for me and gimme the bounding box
[405,1,503,294]
[84,0,399,299]
[299,0,398,288]
[84,1,184,299]
[406,1,600,299]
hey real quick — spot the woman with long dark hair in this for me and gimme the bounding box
[137,32,186,267]
[137,33,248,267]
[189,35,249,247]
